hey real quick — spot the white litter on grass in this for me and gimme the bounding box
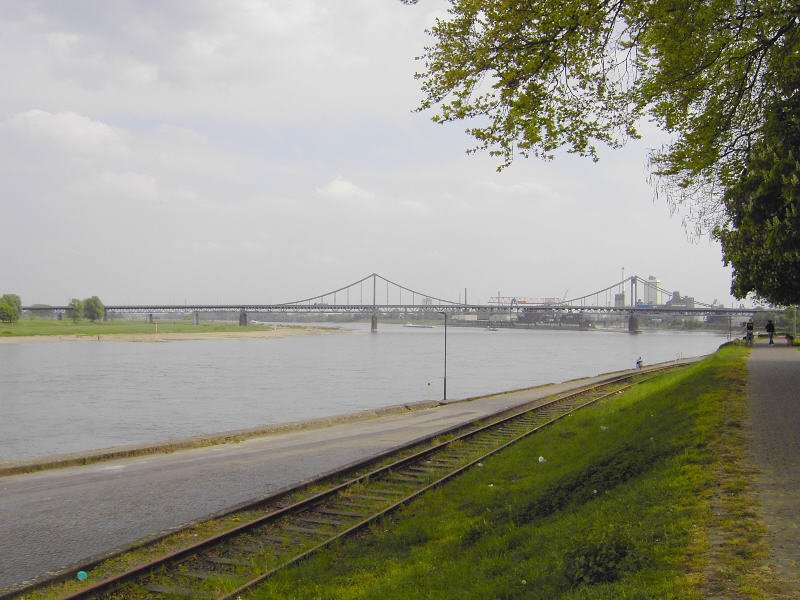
[488,483,494,487]
[538,456,546,463]
[477,462,483,467]
[600,425,608,431]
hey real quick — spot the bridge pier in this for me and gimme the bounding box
[193,311,200,326]
[148,313,154,324]
[370,313,378,333]
[239,309,248,327]
[628,314,640,333]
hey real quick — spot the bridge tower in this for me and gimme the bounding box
[239,308,248,327]
[371,273,378,333]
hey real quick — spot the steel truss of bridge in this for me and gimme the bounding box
[21,272,756,318]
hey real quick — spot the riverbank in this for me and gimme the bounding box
[248,345,787,598]
[0,365,675,595]
[10,347,787,599]
[0,325,335,344]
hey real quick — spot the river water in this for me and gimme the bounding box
[0,324,728,462]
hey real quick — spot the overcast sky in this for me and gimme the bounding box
[0,1,738,307]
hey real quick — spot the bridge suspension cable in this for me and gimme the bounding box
[278,273,462,307]
[560,278,630,307]
[559,275,716,308]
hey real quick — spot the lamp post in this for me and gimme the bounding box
[439,311,448,401]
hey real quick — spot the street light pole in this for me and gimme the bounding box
[439,311,447,401]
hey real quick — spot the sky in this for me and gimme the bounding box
[0,1,739,307]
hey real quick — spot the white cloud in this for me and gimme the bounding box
[399,199,431,215]
[91,171,160,203]
[0,1,429,124]
[315,176,375,202]
[1,110,127,156]
[478,180,560,200]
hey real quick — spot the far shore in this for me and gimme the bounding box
[0,325,337,344]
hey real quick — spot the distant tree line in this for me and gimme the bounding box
[67,296,105,322]
[0,294,107,323]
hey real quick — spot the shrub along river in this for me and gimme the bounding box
[0,323,729,461]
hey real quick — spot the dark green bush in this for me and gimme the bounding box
[562,531,636,586]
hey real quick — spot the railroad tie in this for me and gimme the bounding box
[283,525,329,536]
[181,569,220,581]
[366,488,406,496]
[347,493,394,502]
[337,502,375,511]
[424,461,461,468]
[470,440,501,447]
[296,515,343,526]
[259,534,292,544]
[208,556,252,567]
[143,584,204,597]
[404,466,437,474]
[386,476,422,484]
[317,507,369,518]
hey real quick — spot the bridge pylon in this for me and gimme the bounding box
[371,273,378,333]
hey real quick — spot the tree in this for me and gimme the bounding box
[83,296,105,322]
[67,298,84,322]
[0,303,17,323]
[714,62,800,304]
[0,294,21,323]
[415,0,799,231]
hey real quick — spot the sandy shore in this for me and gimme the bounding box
[0,325,336,344]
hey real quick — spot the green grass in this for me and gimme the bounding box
[0,317,281,337]
[246,346,775,599]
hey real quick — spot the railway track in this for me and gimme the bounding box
[24,365,685,599]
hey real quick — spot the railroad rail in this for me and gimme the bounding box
[19,365,685,600]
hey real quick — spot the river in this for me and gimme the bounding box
[0,324,728,462]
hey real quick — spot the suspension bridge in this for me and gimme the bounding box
[23,273,753,332]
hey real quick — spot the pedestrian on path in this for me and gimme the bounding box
[766,319,775,344]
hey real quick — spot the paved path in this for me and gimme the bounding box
[0,366,666,594]
[747,343,800,594]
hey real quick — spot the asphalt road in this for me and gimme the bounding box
[747,343,800,594]
[0,369,638,593]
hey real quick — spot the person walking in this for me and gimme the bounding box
[766,319,776,345]
[746,319,754,345]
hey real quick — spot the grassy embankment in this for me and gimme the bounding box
[0,317,282,337]
[246,345,779,599]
